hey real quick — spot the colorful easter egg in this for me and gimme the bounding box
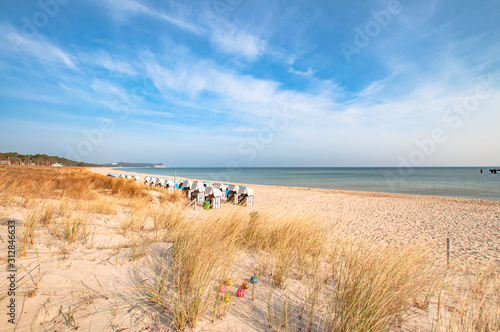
[237,288,245,297]
[225,279,234,286]
[250,276,258,284]
[242,282,250,289]
[224,293,231,302]
[220,285,226,293]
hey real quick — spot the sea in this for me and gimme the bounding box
[113,167,500,201]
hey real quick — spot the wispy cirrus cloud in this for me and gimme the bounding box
[210,24,266,60]
[145,54,335,121]
[0,23,78,70]
[288,67,316,78]
[97,0,268,62]
[100,0,204,35]
[82,51,137,75]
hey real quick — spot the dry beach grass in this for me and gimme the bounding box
[0,166,498,331]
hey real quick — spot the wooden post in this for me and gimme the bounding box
[185,199,196,210]
[446,238,450,268]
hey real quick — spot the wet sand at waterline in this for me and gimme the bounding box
[91,167,500,269]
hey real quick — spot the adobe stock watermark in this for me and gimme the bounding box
[208,108,296,182]
[340,0,410,63]
[8,0,70,53]
[385,75,496,188]
[211,0,244,18]
[278,0,315,15]
[66,79,151,162]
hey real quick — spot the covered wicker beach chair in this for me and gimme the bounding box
[205,187,222,209]
[191,181,206,202]
[227,184,240,203]
[237,186,254,207]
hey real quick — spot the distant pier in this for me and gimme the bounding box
[490,169,500,174]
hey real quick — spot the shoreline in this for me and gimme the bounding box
[89,167,500,204]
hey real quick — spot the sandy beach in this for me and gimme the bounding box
[1,166,498,331]
[92,167,500,269]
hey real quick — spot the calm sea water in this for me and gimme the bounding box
[113,167,500,201]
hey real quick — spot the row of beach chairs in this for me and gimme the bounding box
[143,176,254,209]
[106,173,255,209]
[107,173,140,182]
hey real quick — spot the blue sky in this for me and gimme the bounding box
[0,0,499,166]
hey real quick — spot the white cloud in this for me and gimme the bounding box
[99,0,268,61]
[0,24,78,70]
[357,80,386,97]
[142,51,499,166]
[90,79,129,99]
[288,67,316,78]
[156,12,204,35]
[139,109,174,118]
[210,25,266,60]
[62,79,171,121]
[285,55,297,66]
[100,0,204,35]
[145,56,335,120]
[84,52,136,75]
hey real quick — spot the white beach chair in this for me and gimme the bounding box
[227,184,240,203]
[213,182,226,191]
[160,178,170,188]
[165,179,175,192]
[205,187,222,209]
[213,183,227,197]
[237,187,254,207]
[191,181,206,202]
[152,177,160,187]
[182,180,194,199]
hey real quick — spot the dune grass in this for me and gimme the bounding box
[445,265,500,331]
[322,241,437,331]
[19,207,38,256]
[129,207,444,331]
[0,165,150,202]
[57,214,91,245]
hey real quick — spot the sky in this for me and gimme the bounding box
[0,0,499,167]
